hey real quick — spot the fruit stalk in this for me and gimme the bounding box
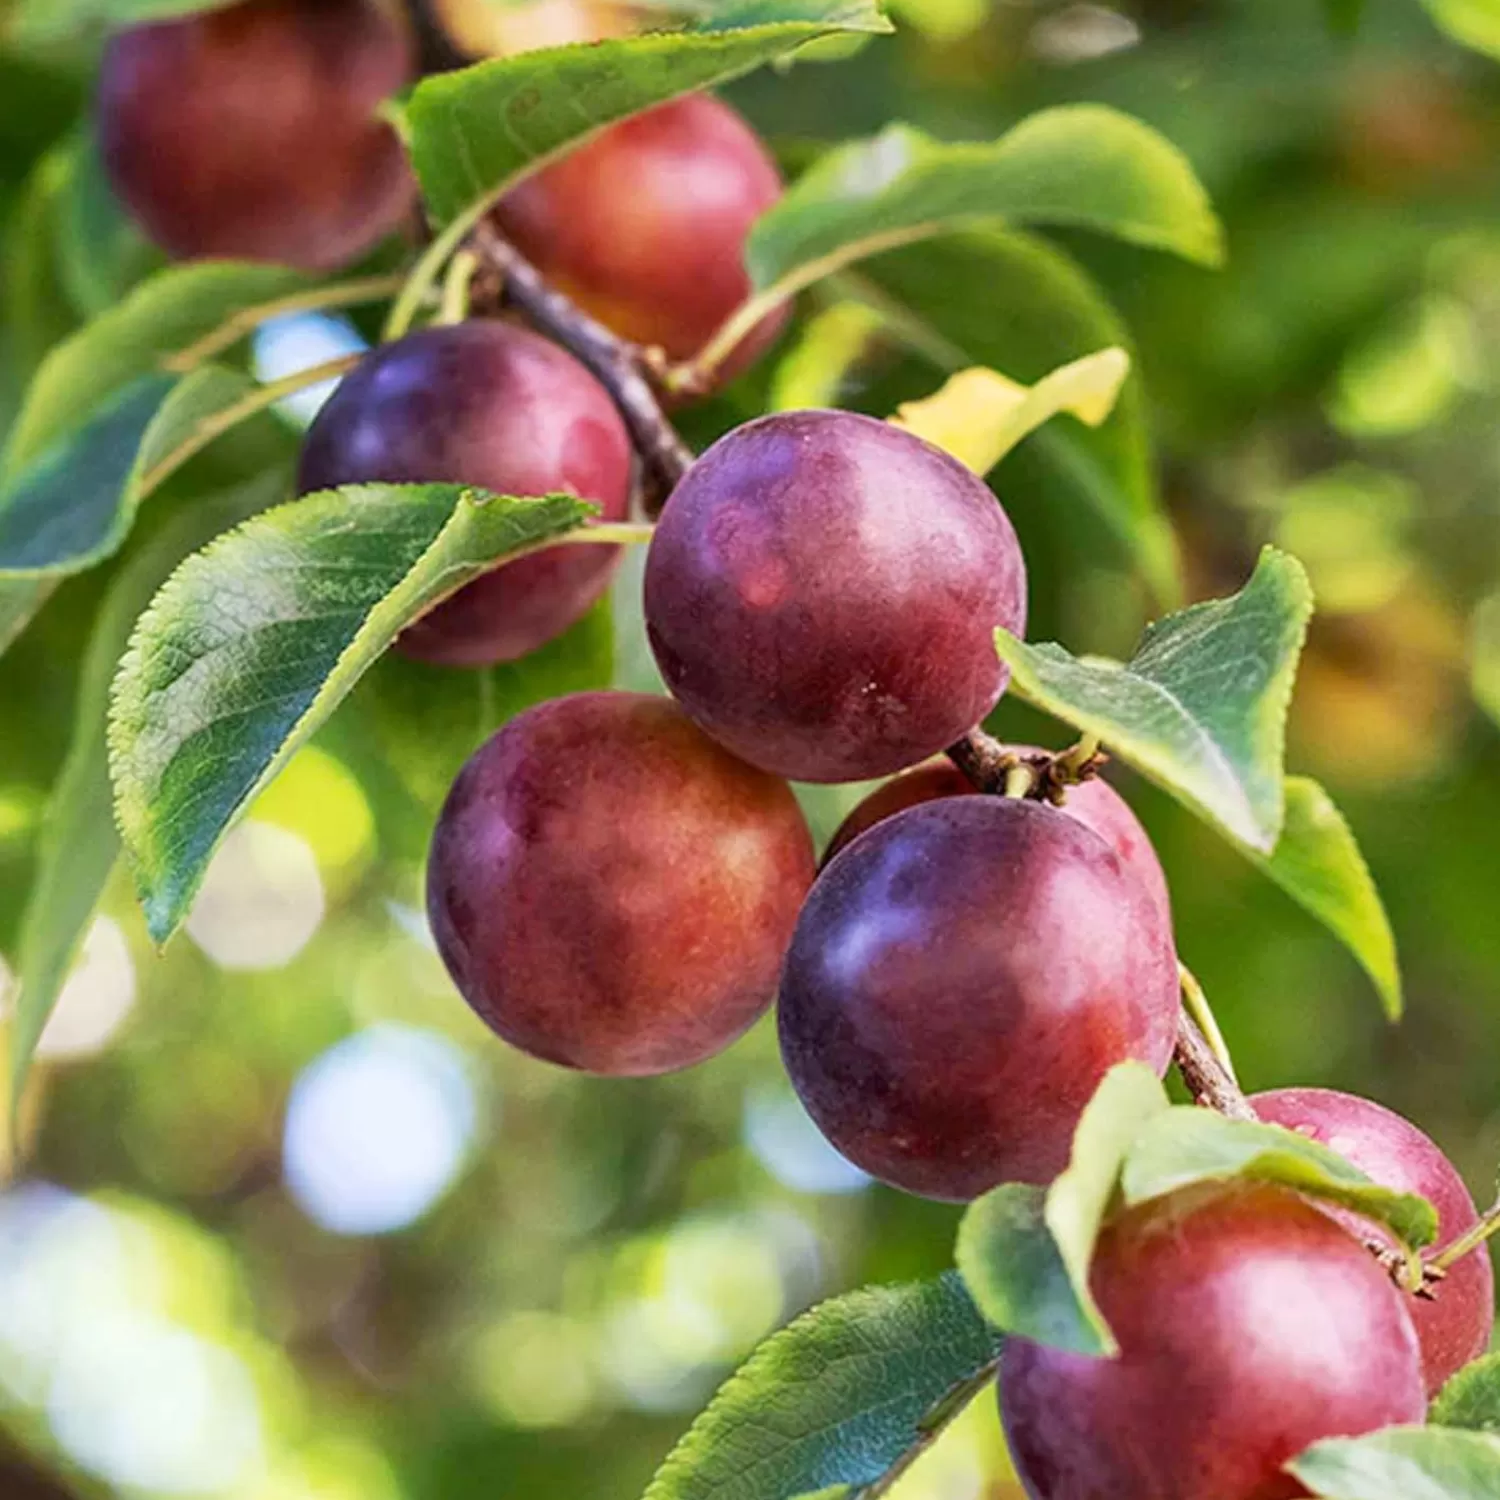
[468,220,694,511]
[1174,1009,1256,1121]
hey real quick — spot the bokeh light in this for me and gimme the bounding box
[282,1025,480,1236]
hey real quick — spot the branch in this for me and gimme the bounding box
[468,221,695,513]
[1173,1011,1255,1121]
[946,726,1107,802]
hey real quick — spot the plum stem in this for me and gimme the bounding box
[1178,964,1240,1086]
[1429,1196,1500,1275]
[946,726,1107,803]
[467,221,695,515]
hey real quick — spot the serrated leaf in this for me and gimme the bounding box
[1432,1354,1500,1433]
[703,109,1222,372]
[855,228,1181,606]
[956,1065,1168,1358]
[1290,1426,1500,1499]
[403,3,891,228]
[1421,0,1500,59]
[891,350,1130,478]
[1042,1063,1170,1355]
[954,1185,1090,1355]
[9,468,285,1102]
[643,1274,999,1500]
[7,0,237,44]
[108,483,604,944]
[995,546,1312,852]
[1120,1107,1439,1254]
[1247,776,1402,1019]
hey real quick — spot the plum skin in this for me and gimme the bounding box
[823,754,1171,928]
[494,95,788,376]
[427,692,817,1076]
[297,321,632,666]
[645,411,1028,784]
[98,0,415,271]
[1252,1086,1495,1395]
[778,796,1179,1199]
[1000,1181,1427,1500]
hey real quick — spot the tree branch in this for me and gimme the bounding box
[468,221,695,513]
[1173,1011,1255,1121]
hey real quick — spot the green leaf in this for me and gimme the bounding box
[1246,776,1402,1019]
[55,131,163,318]
[702,109,1223,373]
[1420,0,1500,59]
[1323,0,1367,36]
[403,3,892,228]
[1120,1107,1439,1254]
[995,547,1312,852]
[3,260,310,476]
[9,467,286,1101]
[1043,1063,1170,1355]
[854,228,1181,606]
[1432,1354,1500,1434]
[108,483,604,944]
[1290,1426,1500,1499]
[954,1185,1087,1353]
[642,1274,999,1500]
[956,1065,1168,1357]
[0,364,293,581]
[7,0,238,44]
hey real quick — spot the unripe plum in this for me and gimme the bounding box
[1252,1086,1495,1395]
[645,411,1027,784]
[427,692,816,1075]
[297,321,632,666]
[1000,1181,1427,1500]
[778,796,1178,1199]
[494,95,787,376]
[98,0,416,271]
[823,753,1172,928]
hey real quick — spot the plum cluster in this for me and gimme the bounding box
[95,8,1496,1492]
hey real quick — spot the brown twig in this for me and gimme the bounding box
[1173,1011,1256,1121]
[468,221,694,513]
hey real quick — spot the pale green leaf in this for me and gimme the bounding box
[995,547,1312,852]
[1246,776,1402,1019]
[955,1064,1168,1358]
[1290,1426,1500,1499]
[1042,1063,1170,1356]
[9,468,286,1100]
[643,1275,998,1500]
[954,1185,1092,1355]
[1120,1107,1438,1254]
[1432,1354,1500,1433]
[108,484,604,944]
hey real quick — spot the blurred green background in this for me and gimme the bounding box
[3,0,1500,1495]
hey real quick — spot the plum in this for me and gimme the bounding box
[297,321,632,665]
[495,95,787,377]
[1000,1181,1427,1500]
[427,692,816,1075]
[1253,1086,1495,1394]
[98,0,415,270]
[778,796,1178,1198]
[645,411,1027,783]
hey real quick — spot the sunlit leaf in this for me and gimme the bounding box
[108,483,615,943]
[1432,1354,1500,1434]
